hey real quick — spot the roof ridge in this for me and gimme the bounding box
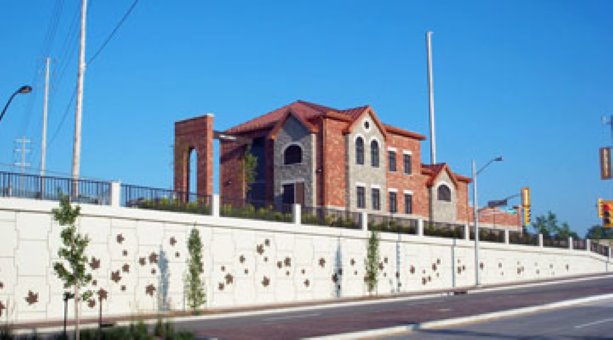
[296,100,339,113]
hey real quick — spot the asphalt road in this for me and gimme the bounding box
[392,297,613,339]
[173,275,613,339]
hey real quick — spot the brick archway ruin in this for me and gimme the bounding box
[174,114,214,199]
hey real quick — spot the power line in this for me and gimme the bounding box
[88,0,139,65]
[47,0,140,154]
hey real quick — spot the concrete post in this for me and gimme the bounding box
[212,194,220,218]
[417,219,424,237]
[361,212,368,232]
[538,233,544,248]
[504,230,510,244]
[608,246,611,259]
[464,224,470,240]
[293,204,301,225]
[586,239,591,252]
[569,237,573,250]
[110,181,121,207]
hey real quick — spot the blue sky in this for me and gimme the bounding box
[1,1,612,236]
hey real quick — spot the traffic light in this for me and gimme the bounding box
[598,198,604,218]
[523,205,531,226]
[521,187,530,207]
[521,187,531,226]
[603,201,613,228]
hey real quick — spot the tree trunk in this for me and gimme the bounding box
[74,285,80,340]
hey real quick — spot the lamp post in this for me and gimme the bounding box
[472,156,503,286]
[0,85,32,123]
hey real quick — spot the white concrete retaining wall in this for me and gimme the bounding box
[0,197,609,323]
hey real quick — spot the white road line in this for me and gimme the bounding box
[574,317,613,329]
[263,313,321,322]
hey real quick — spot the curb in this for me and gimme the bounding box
[307,293,613,339]
[13,273,613,336]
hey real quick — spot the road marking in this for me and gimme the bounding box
[437,308,451,312]
[574,317,613,329]
[263,313,321,322]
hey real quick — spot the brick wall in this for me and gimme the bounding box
[173,114,213,198]
[322,118,347,208]
[385,132,429,218]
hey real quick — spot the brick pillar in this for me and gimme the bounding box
[174,114,214,199]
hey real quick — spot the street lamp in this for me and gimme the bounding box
[472,156,503,286]
[0,85,32,123]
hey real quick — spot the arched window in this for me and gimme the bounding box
[284,144,302,164]
[356,137,364,165]
[437,184,451,202]
[370,140,379,167]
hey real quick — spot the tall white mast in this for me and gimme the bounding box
[426,31,437,165]
[41,57,50,177]
[72,0,88,182]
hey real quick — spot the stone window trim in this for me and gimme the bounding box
[388,150,397,172]
[387,147,397,152]
[282,142,304,165]
[357,186,366,209]
[355,135,365,165]
[389,191,398,213]
[436,182,453,202]
[371,188,381,210]
[404,193,413,214]
[403,153,412,175]
[403,189,414,195]
[363,118,372,132]
[402,150,413,155]
[370,139,380,168]
[370,184,382,189]
[281,178,306,184]
[388,187,398,192]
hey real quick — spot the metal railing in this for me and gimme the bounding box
[543,237,569,249]
[121,184,212,215]
[573,239,587,250]
[508,231,539,246]
[471,228,506,243]
[220,197,293,222]
[0,170,110,205]
[301,206,361,229]
[424,222,465,239]
[590,242,609,257]
[368,214,417,234]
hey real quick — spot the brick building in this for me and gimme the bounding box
[174,100,520,229]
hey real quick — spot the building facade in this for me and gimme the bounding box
[174,100,520,229]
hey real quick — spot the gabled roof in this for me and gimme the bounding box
[224,100,423,142]
[422,163,472,188]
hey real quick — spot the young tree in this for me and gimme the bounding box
[52,196,92,340]
[243,145,257,197]
[186,227,206,312]
[364,231,380,295]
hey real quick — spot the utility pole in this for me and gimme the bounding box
[72,0,88,192]
[41,57,50,177]
[426,31,437,165]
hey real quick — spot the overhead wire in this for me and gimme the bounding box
[47,0,140,154]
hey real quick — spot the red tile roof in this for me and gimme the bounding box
[224,99,424,145]
[422,163,472,186]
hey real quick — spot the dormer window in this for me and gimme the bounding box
[284,144,302,165]
[437,184,451,202]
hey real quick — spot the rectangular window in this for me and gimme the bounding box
[388,151,397,172]
[371,188,380,210]
[404,193,413,214]
[357,186,365,209]
[403,154,412,175]
[389,192,397,213]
